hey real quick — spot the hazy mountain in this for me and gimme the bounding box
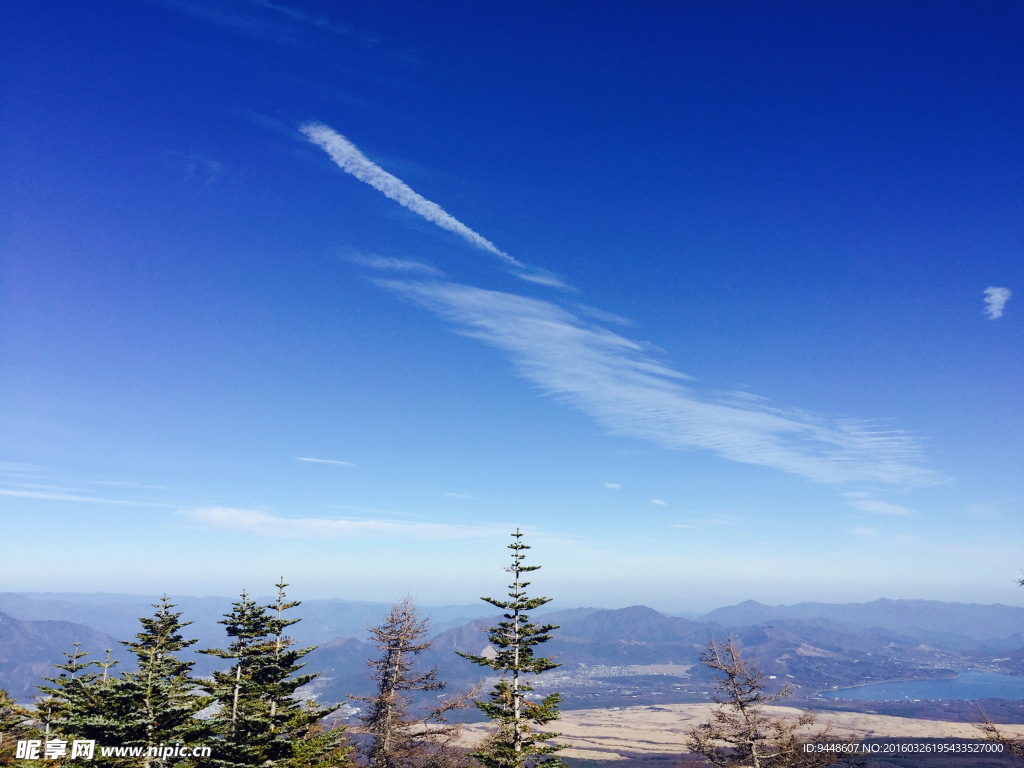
[0,592,493,649]
[5,593,1023,712]
[0,612,121,699]
[702,598,1024,644]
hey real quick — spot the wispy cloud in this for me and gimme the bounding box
[296,457,356,467]
[964,497,1019,519]
[381,278,940,486]
[844,492,918,516]
[650,498,668,506]
[182,506,498,539]
[301,123,566,287]
[163,0,355,46]
[163,150,223,186]
[983,286,1012,319]
[444,491,476,499]
[603,482,621,490]
[162,0,296,45]
[88,479,166,490]
[0,461,52,482]
[0,488,173,507]
[574,304,635,327]
[349,254,444,276]
[249,0,354,37]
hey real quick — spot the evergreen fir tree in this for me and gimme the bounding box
[109,597,210,767]
[35,643,119,748]
[0,688,38,767]
[458,531,566,768]
[202,581,352,768]
[35,605,210,767]
[262,578,340,765]
[281,701,354,768]
[202,590,278,767]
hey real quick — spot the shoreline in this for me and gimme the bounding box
[816,670,961,698]
[816,668,1024,701]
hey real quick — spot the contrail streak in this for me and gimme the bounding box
[301,122,522,268]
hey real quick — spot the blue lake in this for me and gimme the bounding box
[821,671,1024,701]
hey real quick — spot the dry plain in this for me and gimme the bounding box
[458,704,1024,761]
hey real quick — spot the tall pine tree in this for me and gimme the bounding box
[36,604,209,767]
[265,579,350,768]
[1,688,38,767]
[109,597,210,766]
[458,531,566,768]
[202,580,351,768]
[35,643,118,750]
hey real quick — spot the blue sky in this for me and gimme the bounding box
[2,1,1021,612]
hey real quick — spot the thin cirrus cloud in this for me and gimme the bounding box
[0,488,173,507]
[378,278,941,487]
[166,0,354,47]
[301,122,566,288]
[983,286,1012,319]
[182,506,499,539]
[301,125,940,489]
[348,254,444,276]
[295,457,355,467]
[843,493,918,516]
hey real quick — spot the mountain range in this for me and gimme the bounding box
[3,592,1024,716]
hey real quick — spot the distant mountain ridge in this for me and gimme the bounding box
[0,592,495,648]
[0,611,120,699]
[3,593,1024,711]
[701,598,1024,644]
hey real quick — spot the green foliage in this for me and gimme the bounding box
[280,704,353,768]
[35,643,125,755]
[201,590,278,766]
[458,531,566,768]
[0,688,39,767]
[109,597,211,763]
[28,583,350,768]
[35,606,208,767]
[201,579,352,768]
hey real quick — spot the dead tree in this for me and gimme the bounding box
[687,639,842,768]
[359,598,470,768]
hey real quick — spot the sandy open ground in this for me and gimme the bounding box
[457,704,1024,761]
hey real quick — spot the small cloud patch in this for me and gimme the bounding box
[844,492,917,516]
[984,286,1012,319]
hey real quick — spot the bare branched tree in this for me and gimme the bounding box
[358,598,472,768]
[687,639,842,768]
[976,715,1024,758]
[975,572,1024,756]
